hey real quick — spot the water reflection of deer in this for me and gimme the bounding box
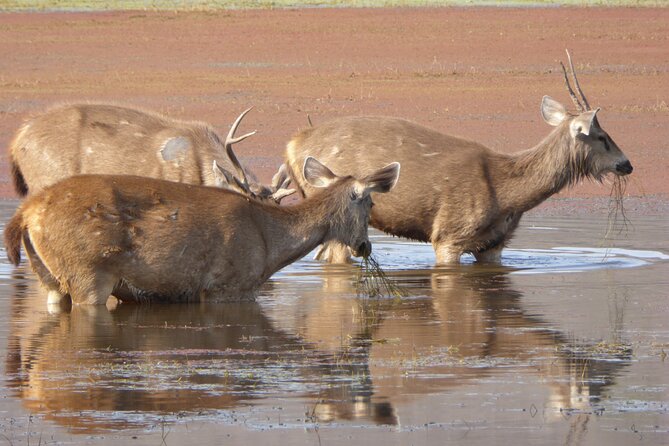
[5,267,308,432]
[5,264,630,434]
[264,264,632,428]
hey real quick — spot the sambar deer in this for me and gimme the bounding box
[9,104,295,203]
[4,158,400,305]
[285,52,633,264]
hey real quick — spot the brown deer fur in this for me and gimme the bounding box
[4,158,400,305]
[285,96,632,264]
[8,103,294,203]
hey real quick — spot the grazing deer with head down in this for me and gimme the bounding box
[9,104,295,203]
[4,158,400,305]
[285,51,633,264]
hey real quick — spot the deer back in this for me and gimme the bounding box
[10,104,217,190]
[286,116,493,242]
[9,103,298,202]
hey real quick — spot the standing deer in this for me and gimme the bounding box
[285,52,633,264]
[4,158,400,305]
[8,104,295,203]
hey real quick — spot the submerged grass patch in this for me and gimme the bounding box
[356,255,407,298]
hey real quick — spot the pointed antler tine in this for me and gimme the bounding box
[224,107,256,187]
[226,107,254,139]
[227,130,257,145]
[565,49,591,111]
[560,60,584,113]
[271,163,290,190]
[271,187,296,204]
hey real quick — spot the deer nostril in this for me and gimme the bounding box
[616,160,633,175]
[358,241,372,258]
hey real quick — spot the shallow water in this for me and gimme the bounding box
[0,200,667,445]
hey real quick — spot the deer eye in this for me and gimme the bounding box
[350,191,358,201]
[598,136,610,151]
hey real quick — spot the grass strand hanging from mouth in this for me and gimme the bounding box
[357,255,407,298]
[604,176,631,241]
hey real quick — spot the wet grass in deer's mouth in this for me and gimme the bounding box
[356,255,407,298]
[604,176,631,240]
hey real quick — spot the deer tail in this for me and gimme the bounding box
[10,158,28,197]
[4,208,26,266]
[8,124,29,196]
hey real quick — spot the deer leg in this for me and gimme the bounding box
[473,245,503,264]
[314,241,353,264]
[22,234,67,304]
[69,271,117,305]
[433,242,462,265]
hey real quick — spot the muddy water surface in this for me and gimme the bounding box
[0,200,667,445]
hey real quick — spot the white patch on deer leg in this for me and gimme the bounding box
[47,289,65,304]
[315,242,352,264]
[474,246,503,264]
[106,296,120,311]
[434,243,462,265]
[46,290,67,315]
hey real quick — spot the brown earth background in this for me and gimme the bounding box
[1,7,667,215]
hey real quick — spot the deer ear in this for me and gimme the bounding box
[303,157,338,188]
[363,162,400,194]
[213,160,235,187]
[569,108,600,138]
[213,160,248,194]
[541,96,568,127]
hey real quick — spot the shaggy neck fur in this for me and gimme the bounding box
[252,179,359,278]
[498,121,594,213]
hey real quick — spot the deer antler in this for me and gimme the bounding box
[212,160,255,197]
[560,61,584,113]
[560,49,591,113]
[224,107,256,190]
[270,163,296,203]
[565,49,591,111]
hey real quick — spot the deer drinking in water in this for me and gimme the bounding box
[8,104,295,203]
[4,158,400,305]
[285,52,633,264]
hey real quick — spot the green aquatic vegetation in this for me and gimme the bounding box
[356,255,407,299]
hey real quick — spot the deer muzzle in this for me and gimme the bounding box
[615,160,633,175]
[354,241,372,258]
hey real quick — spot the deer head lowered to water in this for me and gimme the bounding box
[8,104,295,203]
[4,158,400,305]
[284,51,633,264]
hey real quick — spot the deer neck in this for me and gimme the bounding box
[256,189,343,278]
[498,125,584,212]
